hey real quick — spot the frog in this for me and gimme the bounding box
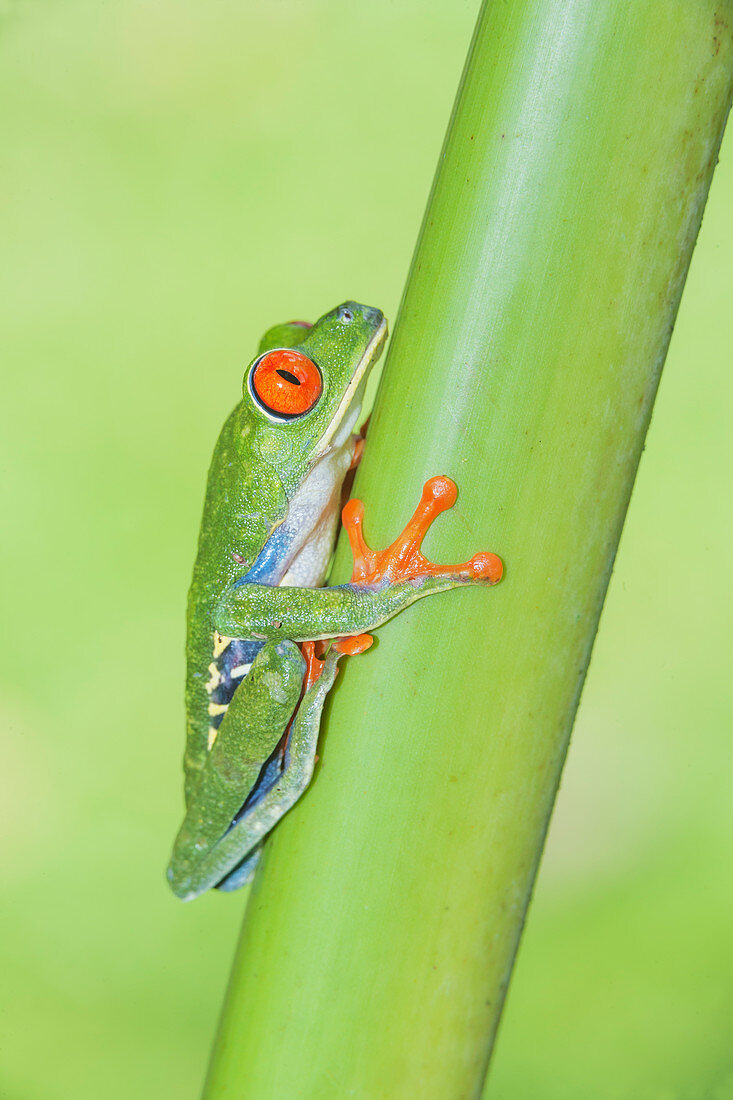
[167,301,503,901]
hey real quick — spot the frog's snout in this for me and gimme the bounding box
[337,300,385,333]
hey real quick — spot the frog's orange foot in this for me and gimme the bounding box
[301,634,373,690]
[333,633,373,657]
[342,475,503,587]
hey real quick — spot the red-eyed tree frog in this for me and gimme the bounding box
[167,302,503,900]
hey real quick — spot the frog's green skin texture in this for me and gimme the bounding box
[169,303,390,900]
[168,302,501,901]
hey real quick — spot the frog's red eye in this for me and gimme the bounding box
[250,349,322,419]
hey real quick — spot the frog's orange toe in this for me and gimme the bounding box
[333,633,373,657]
[342,497,364,528]
[342,475,502,588]
[423,474,457,510]
[470,552,503,584]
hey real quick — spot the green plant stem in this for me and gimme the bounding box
[203,2,733,1096]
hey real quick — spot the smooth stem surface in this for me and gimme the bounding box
[204,2,733,1096]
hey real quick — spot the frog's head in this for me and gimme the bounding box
[241,301,387,488]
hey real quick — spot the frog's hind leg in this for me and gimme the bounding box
[259,647,342,819]
[216,642,362,892]
[201,648,343,892]
[167,639,305,901]
[212,651,334,893]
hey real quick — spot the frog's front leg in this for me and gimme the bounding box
[167,639,305,901]
[215,476,503,645]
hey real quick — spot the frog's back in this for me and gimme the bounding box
[183,404,287,802]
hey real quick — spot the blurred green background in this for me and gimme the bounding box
[1,2,731,1098]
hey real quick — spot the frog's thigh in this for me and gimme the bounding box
[250,654,340,823]
[209,638,305,774]
[169,640,305,899]
[207,654,340,884]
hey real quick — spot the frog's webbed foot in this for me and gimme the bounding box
[305,476,503,667]
[213,478,502,648]
[343,475,503,589]
[301,633,374,688]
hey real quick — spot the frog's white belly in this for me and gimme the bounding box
[276,438,353,589]
[280,487,341,588]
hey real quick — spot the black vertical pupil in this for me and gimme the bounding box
[276,369,300,385]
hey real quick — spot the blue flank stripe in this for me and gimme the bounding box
[210,520,296,726]
[235,523,291,586]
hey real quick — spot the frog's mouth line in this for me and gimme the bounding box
[313,316,388,459]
